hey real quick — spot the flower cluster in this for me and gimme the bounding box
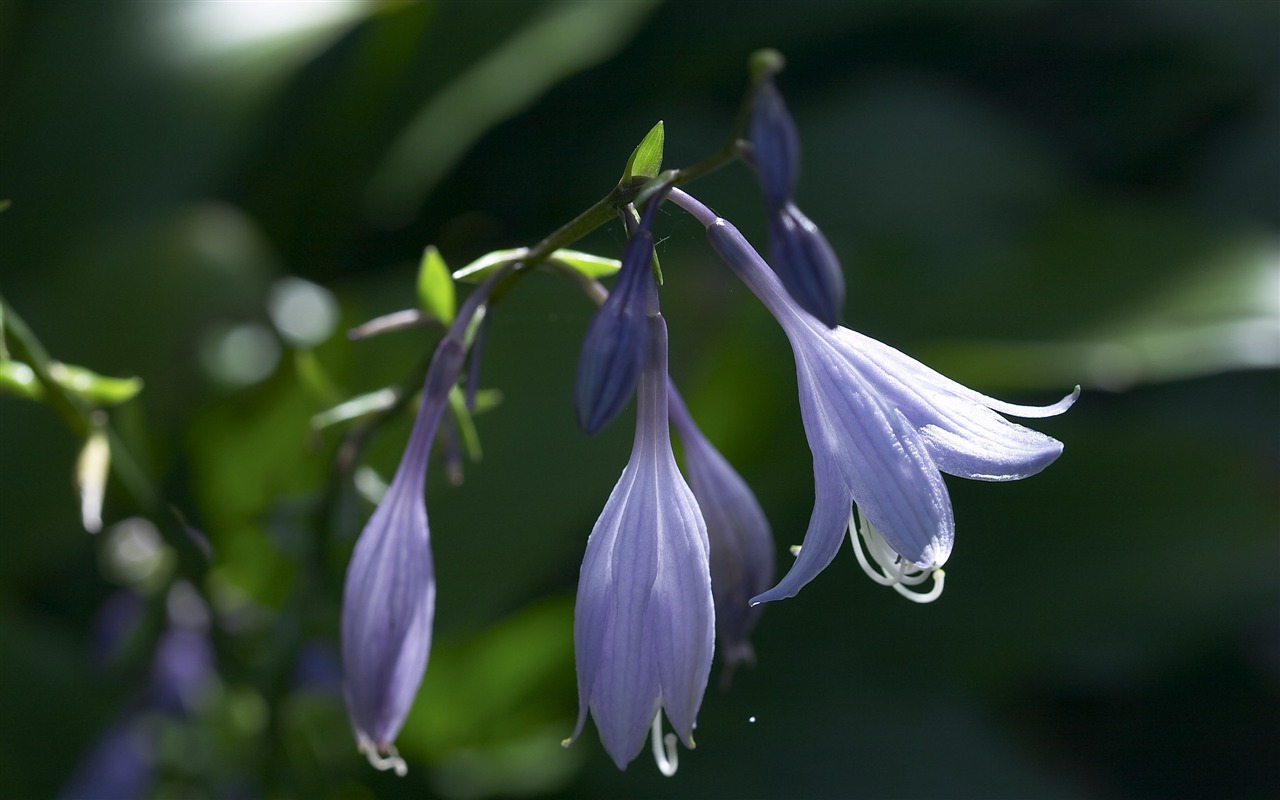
[337,56,1075,779]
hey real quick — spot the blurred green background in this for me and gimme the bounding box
[1,1,1277,798]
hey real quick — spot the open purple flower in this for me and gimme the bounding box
[568,309,714,773]
[668,386,774,669]
[671,188,1075,604]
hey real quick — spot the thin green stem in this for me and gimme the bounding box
[0,293,207,577]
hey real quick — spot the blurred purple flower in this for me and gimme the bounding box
[58,714,153,800]
[150,627,216,715]
[668,386,774,670]
[672,189,1075,603]
[569,309,714,772]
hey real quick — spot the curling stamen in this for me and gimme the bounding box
[650,714,679,777]
[848,510,945,603]
[359,739,408,777]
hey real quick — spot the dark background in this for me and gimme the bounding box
[1,1,1277,798]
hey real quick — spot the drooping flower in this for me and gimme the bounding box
[568,309,714,772]
[671,188,1076,603]
[342,268,508,775]
[748,70,846,327]
[668,386,774,669]
[340,342,460,776]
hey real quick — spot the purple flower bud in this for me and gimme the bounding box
[574,225,655,435]
[668,387,774,669]
[569,313,714,771]
[766,201,846,328]
[749,76,801,207]
[341,338,464,776]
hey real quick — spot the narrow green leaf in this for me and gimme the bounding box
[447,386,483,463]
[0,360,43,400]
[547,249,622,279]
[619,120,664,185]
[309,387,399,431]
[452,248,528,283]
[48,362,143,406]
[417,245,456,324]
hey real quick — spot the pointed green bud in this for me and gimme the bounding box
[619,121,664,185]
[548,249,622,280]
[417,246,456,325]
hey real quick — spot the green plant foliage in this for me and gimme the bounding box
[619,120,665,185]
[417,245,457,325]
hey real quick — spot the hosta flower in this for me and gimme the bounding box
[341,343,461,776]
[569,311,714,772]
[671,188,1075,603]
[668,386,774,668]
[341,266,508,775]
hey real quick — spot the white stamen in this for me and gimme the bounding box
[650,714,679,777]
[358,739,408,777]
[848,511,945,603]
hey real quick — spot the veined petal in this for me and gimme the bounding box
[846,327,1079,419]
[750,453,850,605]
[828,326,1073,480]
[670,387,774,667]
[801,343,954,571]
[651,463,713,744]
[341,479,435,751]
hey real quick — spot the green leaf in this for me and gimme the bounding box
[547,248,621,279]
[47,362,143,406]
[619,120,664,185]
[452,248,527,283]
[0,360,43,400]
[417,245,456,324]
[309,387,399,431]
[447,385,483,464]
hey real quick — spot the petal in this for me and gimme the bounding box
[846,327,1078,419]
[571,458,659,770]
[341,485,435,748]
[669,387,774,666]
[651,461,713,745]
[798,344,953,571]
[750,452,852,604]
[832,327,1073,480]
